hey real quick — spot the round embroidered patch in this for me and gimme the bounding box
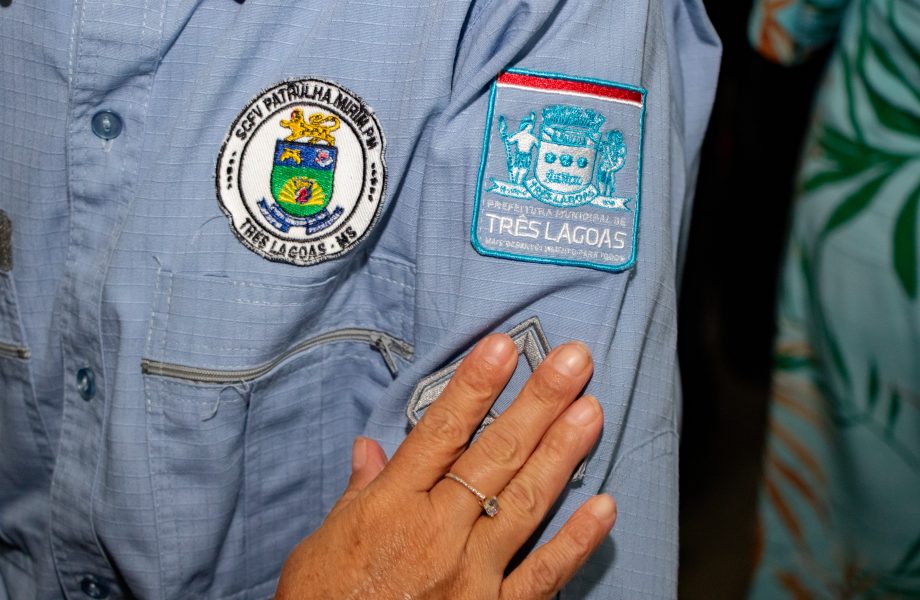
[216,78,386,266]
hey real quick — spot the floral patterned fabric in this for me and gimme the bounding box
[748,0,920,597]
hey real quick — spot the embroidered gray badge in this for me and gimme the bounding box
[406,317,587,481]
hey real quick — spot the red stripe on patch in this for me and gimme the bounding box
[496,72,643,105]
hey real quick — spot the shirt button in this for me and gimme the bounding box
[90,110,123,140]
[76,367,96,401]
[79,575,110,599]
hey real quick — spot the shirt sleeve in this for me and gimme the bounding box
[404,1,720,597]
[748,0,852,64]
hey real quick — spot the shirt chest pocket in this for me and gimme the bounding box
[0,270,52,566]
[141,257,414,599]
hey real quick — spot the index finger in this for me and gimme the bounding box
[384,333,518,491]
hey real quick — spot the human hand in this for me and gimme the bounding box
[275,334,615,599]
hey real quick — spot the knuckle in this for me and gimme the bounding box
[419,403,468,446]
[477,424,524,469]
[501,478,540,516]
[542,427,579,465]
[457,354,504,397]
[528,553,563,595]
[562,514,598,559]
[528,368,571,409]
[449,378,490,411]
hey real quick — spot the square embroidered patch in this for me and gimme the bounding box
[471,69,646,271]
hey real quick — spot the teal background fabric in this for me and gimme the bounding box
[748,0,920,596]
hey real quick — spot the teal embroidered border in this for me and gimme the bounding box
[470,67,647,272]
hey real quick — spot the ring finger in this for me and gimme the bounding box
[471,394,604,564]
[430,341,594,524]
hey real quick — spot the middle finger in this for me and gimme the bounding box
[471,394,604,565]
[430,341,593,525]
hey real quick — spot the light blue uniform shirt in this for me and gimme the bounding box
[0,1,719,598]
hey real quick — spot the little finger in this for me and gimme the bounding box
[499,495,617,600]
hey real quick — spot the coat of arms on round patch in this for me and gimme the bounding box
[216,78,386,266]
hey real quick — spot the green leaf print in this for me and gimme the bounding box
[886,389,901,439]
[820,170,889,239]
[774,353,814,372]
[888,0,920,82]
[893,182,920,299]
[841,43,866,144]
[802,245,852,391]
[824,326,852,393]
[803,168,856,194]
[869,34,920,106]
[860,0,920,135]
[894,533,920,575]
[867,360,879,411]
[863,77,920,136]
[810,171,894,395]
[803,126,906,196]
[820,126,869,168]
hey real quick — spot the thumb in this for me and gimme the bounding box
[328,437,388,518]
[346,436,388,493]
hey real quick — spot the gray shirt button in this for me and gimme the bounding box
[79,575,110,599]
[91,110,123,140]
[76,367,96,401]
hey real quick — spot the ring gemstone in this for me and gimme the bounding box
[482,496,500,518]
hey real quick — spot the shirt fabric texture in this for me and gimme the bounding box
[0,1,720,598]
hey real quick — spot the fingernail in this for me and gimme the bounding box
[352,437,367,471]
[565,396,599,425]
[552,342,591,376]
[480,334,515,366]
[590,495,616,521]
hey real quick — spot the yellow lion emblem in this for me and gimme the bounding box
[280,109,340,146]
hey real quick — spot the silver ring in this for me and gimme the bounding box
[443,472,500,517]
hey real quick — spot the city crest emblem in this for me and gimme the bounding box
[473,69,645,272]
[217,78,386,266]
[490,105,629,210]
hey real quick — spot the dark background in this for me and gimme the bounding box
[676,1,832,597]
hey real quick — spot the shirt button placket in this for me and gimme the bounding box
[48,1,165,597]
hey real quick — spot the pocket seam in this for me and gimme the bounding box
[160,317,402,354]
[367,271,411,289]
[171,272,338,293]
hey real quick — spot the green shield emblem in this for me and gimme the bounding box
[270,140,337,218]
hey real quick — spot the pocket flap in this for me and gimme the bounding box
[144,257,413,371]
